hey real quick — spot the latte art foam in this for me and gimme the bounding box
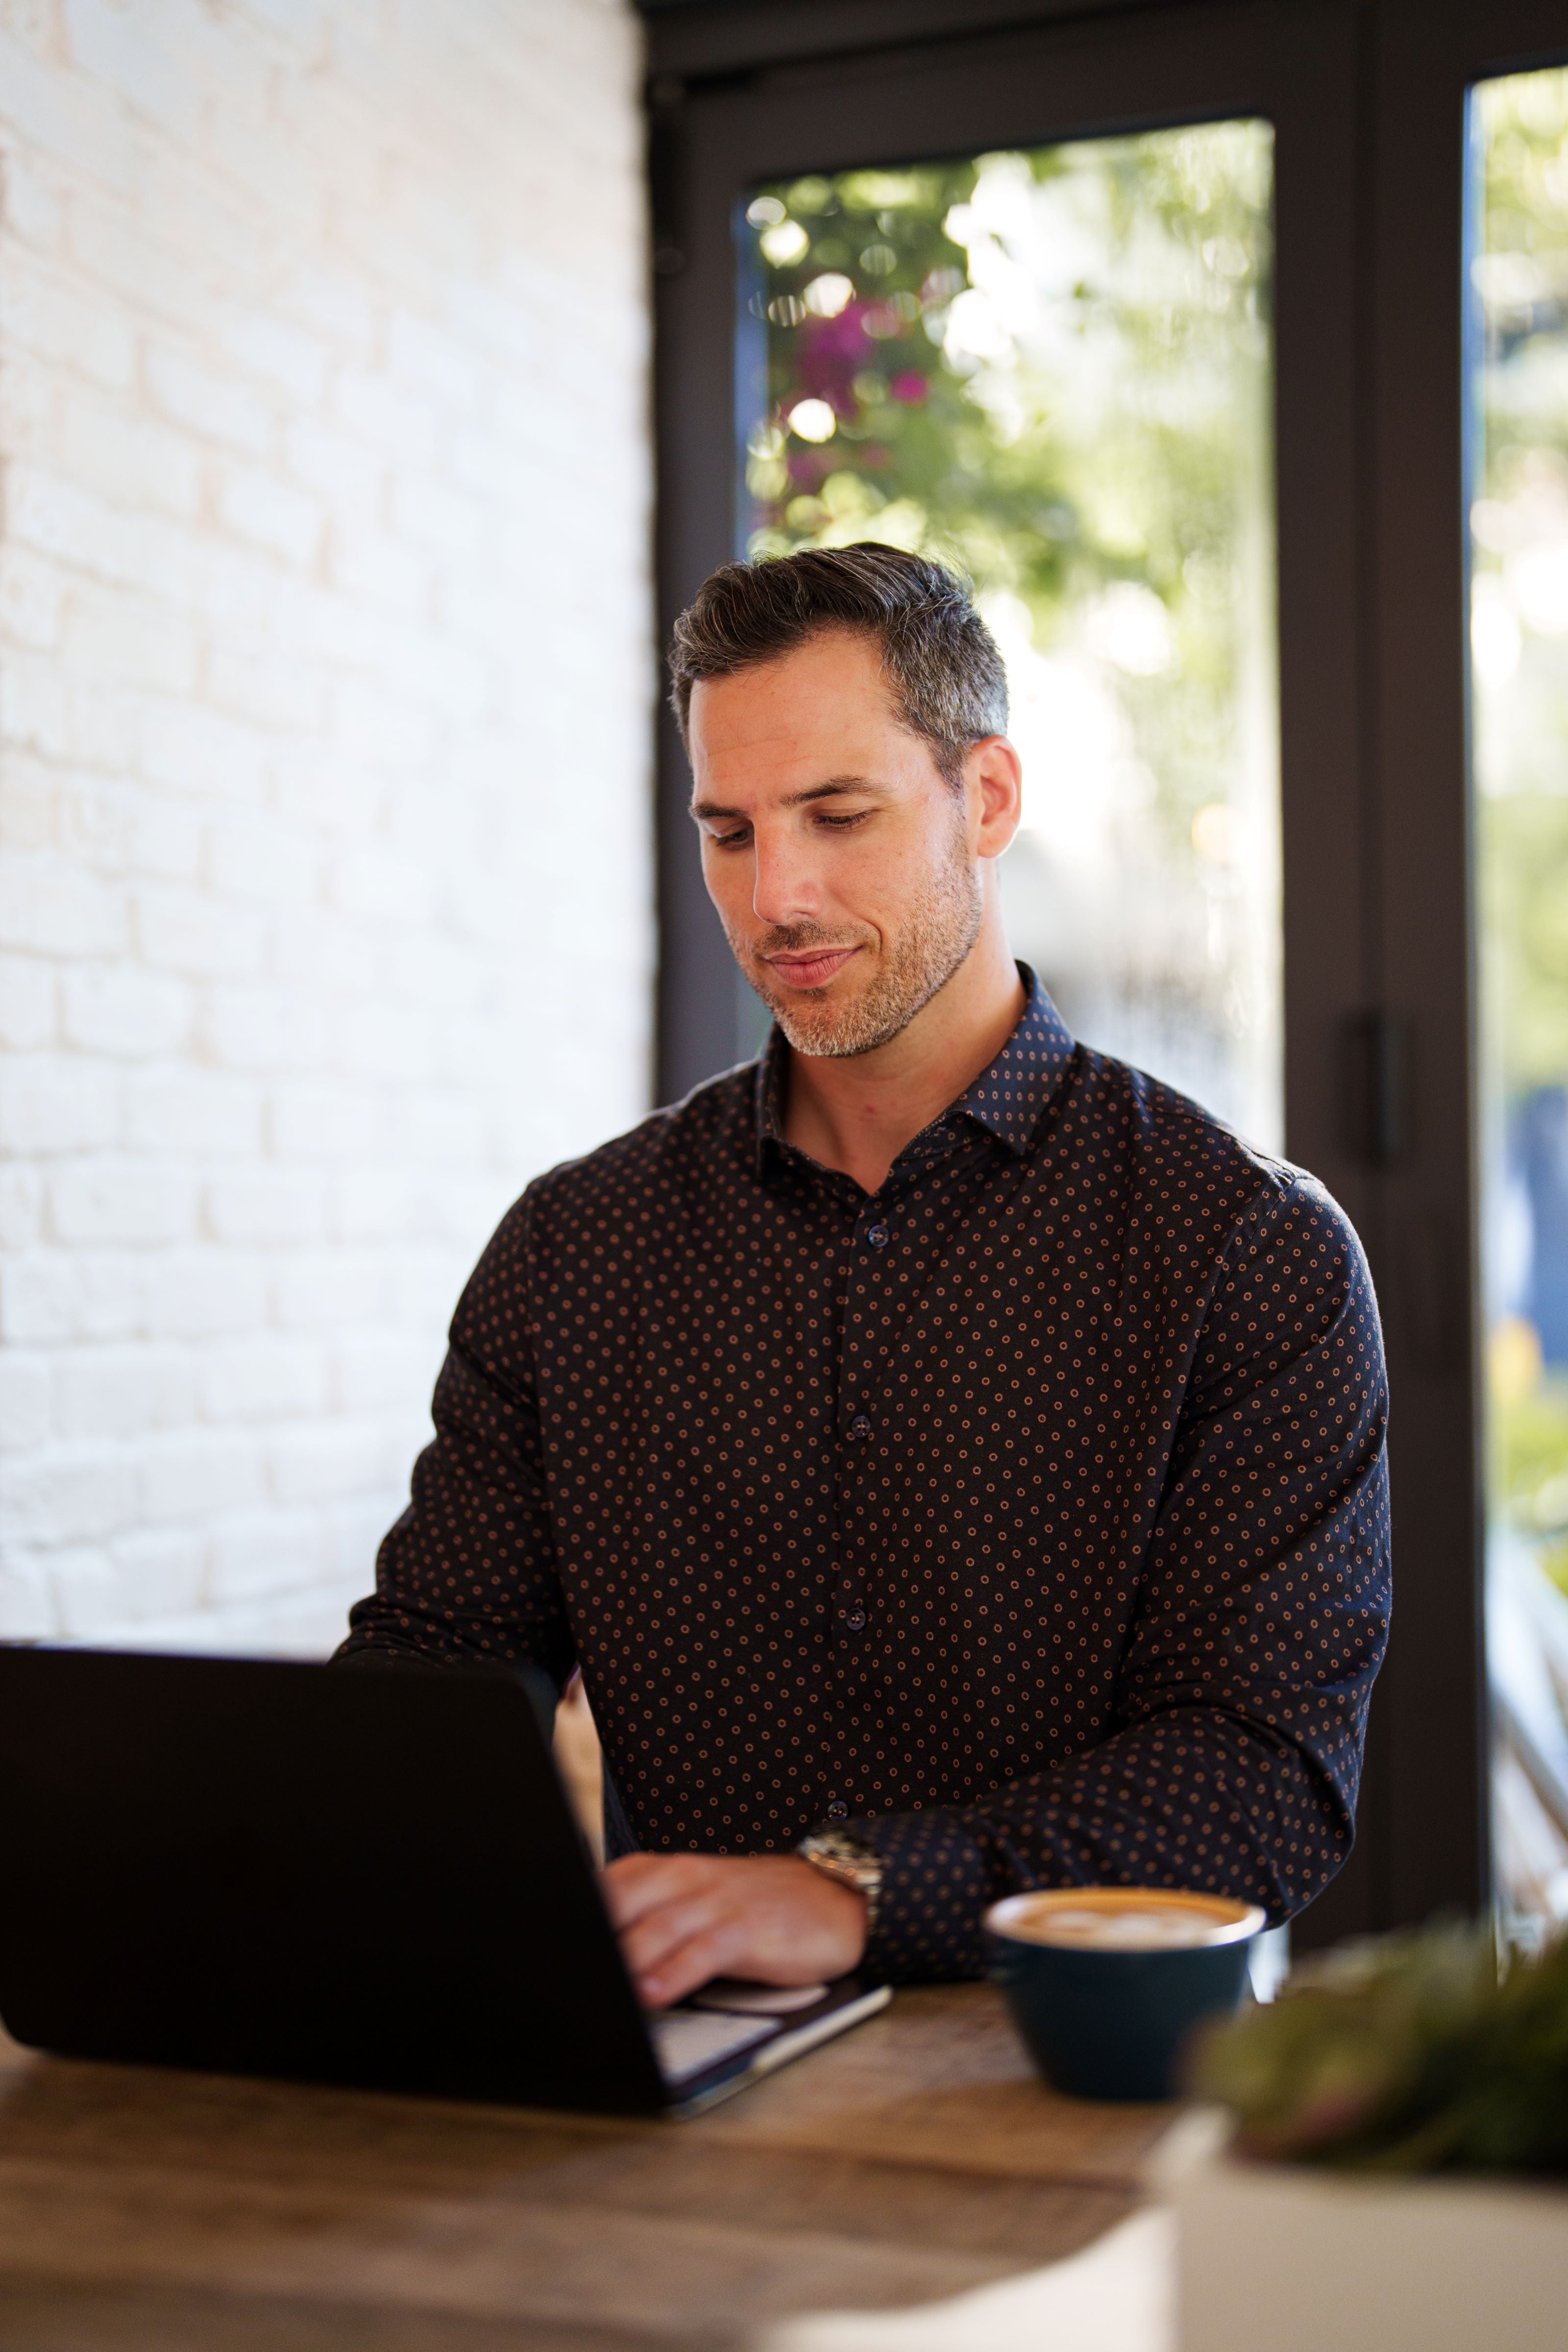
[1007,1905,1224,1951]
[987,1885,1264,1953]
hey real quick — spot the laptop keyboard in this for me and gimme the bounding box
[647,2007,775,2087]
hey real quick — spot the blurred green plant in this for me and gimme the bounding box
[1500,1396,1568,1593]
[1485,1315,1568,1593]
[742,126,1282,1143]
[1190,1920,1568,2175]
[743,128,1273,866]
[1481,797,1568,1101]
[1474,73,1568,1615]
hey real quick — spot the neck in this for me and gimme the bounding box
[781,894,1025,1195]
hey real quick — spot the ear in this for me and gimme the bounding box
[966,736,1024,858]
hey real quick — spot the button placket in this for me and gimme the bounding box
[840,1200,893,1439]
[828,1199,895,1821]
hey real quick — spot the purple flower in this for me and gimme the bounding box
[787,448,831,490]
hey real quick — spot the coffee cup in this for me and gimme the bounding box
[985,1886,1265,2102]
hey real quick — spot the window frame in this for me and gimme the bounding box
[1359,0,1568,1938]
[643,0,1562,1943]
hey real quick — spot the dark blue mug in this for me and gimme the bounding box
[986,1886,1265,2103]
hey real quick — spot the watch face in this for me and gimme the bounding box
[803,1838,881,1903]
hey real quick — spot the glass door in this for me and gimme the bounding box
[738,126,1282,1143]
[651,0,1568,1949]
[1470,65,1568,1941]
[652,0,1388,1937]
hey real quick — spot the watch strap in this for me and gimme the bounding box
[797,1827,883,1936]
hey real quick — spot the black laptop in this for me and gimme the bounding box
[0,1645,888,2116]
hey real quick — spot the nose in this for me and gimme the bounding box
[750,821,824,929]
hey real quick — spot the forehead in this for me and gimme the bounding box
[687,630,922,793]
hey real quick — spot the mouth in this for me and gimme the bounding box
[760,945,862,992]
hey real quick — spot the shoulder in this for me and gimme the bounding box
[1067,1046,1369,1284]
[1228,1163,1373,1317]
[481,1061,760,1264]
[1064,1042,1283,1203]
[536,1060,757,1205]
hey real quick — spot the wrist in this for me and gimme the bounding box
[797,1827,882,1948]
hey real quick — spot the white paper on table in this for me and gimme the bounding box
[754,2207,1173,2352]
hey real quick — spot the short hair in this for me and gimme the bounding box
[667,543,1009,787]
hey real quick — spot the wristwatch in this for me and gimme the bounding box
[797,1827,883,1936]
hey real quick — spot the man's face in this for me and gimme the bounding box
[688,630,990,1058]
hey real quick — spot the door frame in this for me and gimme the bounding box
[642,0,1567,1941]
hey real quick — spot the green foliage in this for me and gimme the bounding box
[1190,1921,1568,2176]
[1493,1377,1568,1595]
[747,132,1271,601]
[1481,796,1568,1096]
[744,125,1274,865]
[1476,70,1568,1105]
[1473,78,1568,1631]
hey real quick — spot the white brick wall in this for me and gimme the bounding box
[0,0,654,1656]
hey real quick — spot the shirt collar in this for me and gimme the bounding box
[753,964,1076,1173]
[952,966,1077,1152]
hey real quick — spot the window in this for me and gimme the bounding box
[647,0,1541,1943]
[1471,65,1568,1941]
[740,125,1281,1144]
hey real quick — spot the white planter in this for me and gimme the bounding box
[1159,2115,1568,2352]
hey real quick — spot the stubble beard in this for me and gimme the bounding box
[732,828,985,1059]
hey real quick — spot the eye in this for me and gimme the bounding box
[817,810,872,831]
[710,827,751,850]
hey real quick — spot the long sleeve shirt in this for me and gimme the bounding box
[340,972,1391,1981]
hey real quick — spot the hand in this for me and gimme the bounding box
[601,1852,868,2009]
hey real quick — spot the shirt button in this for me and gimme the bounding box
[826,1799,849,1821]
[849,1415,872,1440]
[842,1605,867,1632]
[866,1223,889,1248]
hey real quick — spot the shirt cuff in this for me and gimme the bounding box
[845,1806,992,1982]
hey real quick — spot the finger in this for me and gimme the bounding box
[619,1888,728,1984]
[600,1854,711,1930]
[637,1924,746,2010]
[599,1855,666,1927]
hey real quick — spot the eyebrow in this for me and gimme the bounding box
[689,774,883,823]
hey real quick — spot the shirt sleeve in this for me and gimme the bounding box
[335,1192,577,1691]
[846,1174,1392,1983]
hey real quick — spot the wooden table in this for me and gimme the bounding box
[0,1985,1173,2351]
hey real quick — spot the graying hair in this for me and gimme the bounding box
[668,542,1009,788]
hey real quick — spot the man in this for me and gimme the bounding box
[342,544,1390,2011]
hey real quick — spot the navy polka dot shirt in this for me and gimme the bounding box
[342,971,1391,1981]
